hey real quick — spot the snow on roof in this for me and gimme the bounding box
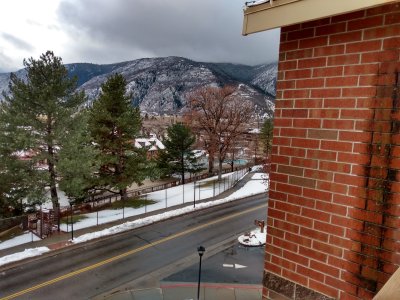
[13,150,33,158]
[192,150,207,158]
[245,0,270,7]
[135,137,165,151]
[248,128,260,134]
[149,145,158,151]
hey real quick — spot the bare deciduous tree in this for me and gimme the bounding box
[186,86,254,180]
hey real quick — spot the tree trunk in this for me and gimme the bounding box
[208,152,214,174]
[48,147,59,210]
[181,153,185,184]
[46,116,59,210]
[231,149,235,172]
[218,158,223,181]
[120,188,128,201]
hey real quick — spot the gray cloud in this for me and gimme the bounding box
[2,33,34,52]
[57,0,279,66]
[26,19,60,31]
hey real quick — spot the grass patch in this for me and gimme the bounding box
[111,198,157,209]
[198,178,232,189]
[198,180,215,188]
[60,215,88,224]
[0,226,24,242]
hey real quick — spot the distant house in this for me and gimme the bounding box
[14,149,36,161]
[134,136,165,159]
[14,148,51,170]
[192,149,208,169]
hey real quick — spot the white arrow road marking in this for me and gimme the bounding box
[222,263,247,269]
[235,264,247,269]
[223,264,234,268]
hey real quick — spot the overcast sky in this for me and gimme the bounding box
[0,0,279,73]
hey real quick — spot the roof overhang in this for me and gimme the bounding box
[243,0,399,35]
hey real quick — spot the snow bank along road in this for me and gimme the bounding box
[0,195,267,300]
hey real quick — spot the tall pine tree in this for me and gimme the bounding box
[58,109,99,203]
[157,123,203,183]
[0,139,41,217]
[88,73,147,200]
[1,51,86,210]
[260,118,274,159]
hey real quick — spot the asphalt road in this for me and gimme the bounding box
[0,195,267,300]
[163,243,265,285]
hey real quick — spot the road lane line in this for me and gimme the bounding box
[1,203,266,300]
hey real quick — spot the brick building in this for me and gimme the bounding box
[243,0,400,299]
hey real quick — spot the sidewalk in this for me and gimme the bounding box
[100,283,262,300]
[0,171,258,260]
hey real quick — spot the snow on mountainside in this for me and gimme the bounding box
[251,63,278,97]
[0,73,9,92]
[0,57,277,116]
[66,62,129,86]
[0,69,27,96]
[205,61,277,97]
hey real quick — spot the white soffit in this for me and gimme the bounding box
[243,0,399,35]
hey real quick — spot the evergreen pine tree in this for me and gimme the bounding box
[88,73,147,200]
[157,123,203,183]
[0,147,41,217]
[260,118,274,159]
[1,51,86,210]
[0,103,35,217]
[58,110,98,203]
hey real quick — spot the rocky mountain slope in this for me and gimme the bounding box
[0,57,277,116]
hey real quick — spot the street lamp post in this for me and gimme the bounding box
[69,201,75,240]
[193,179,196,208]
[197,246,205,300]
[57,202,60,232]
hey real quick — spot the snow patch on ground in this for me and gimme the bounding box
[71,173,267,244]
[238,227,266,246]
[60,171,248,231]
[225,181,267,200]
[251,165,265,172]
[0,232,41,250]
[0,247,50,267]
[251,173,269,180]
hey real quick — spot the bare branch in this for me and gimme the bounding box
[185,86,254,178]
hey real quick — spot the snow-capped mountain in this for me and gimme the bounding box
[0,68,27,95]
[250,63,278,97]
[203,61,277,97]
[0,57,277,116]
[0,74,9,93]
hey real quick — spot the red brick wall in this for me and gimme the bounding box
[264,3,400,299]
